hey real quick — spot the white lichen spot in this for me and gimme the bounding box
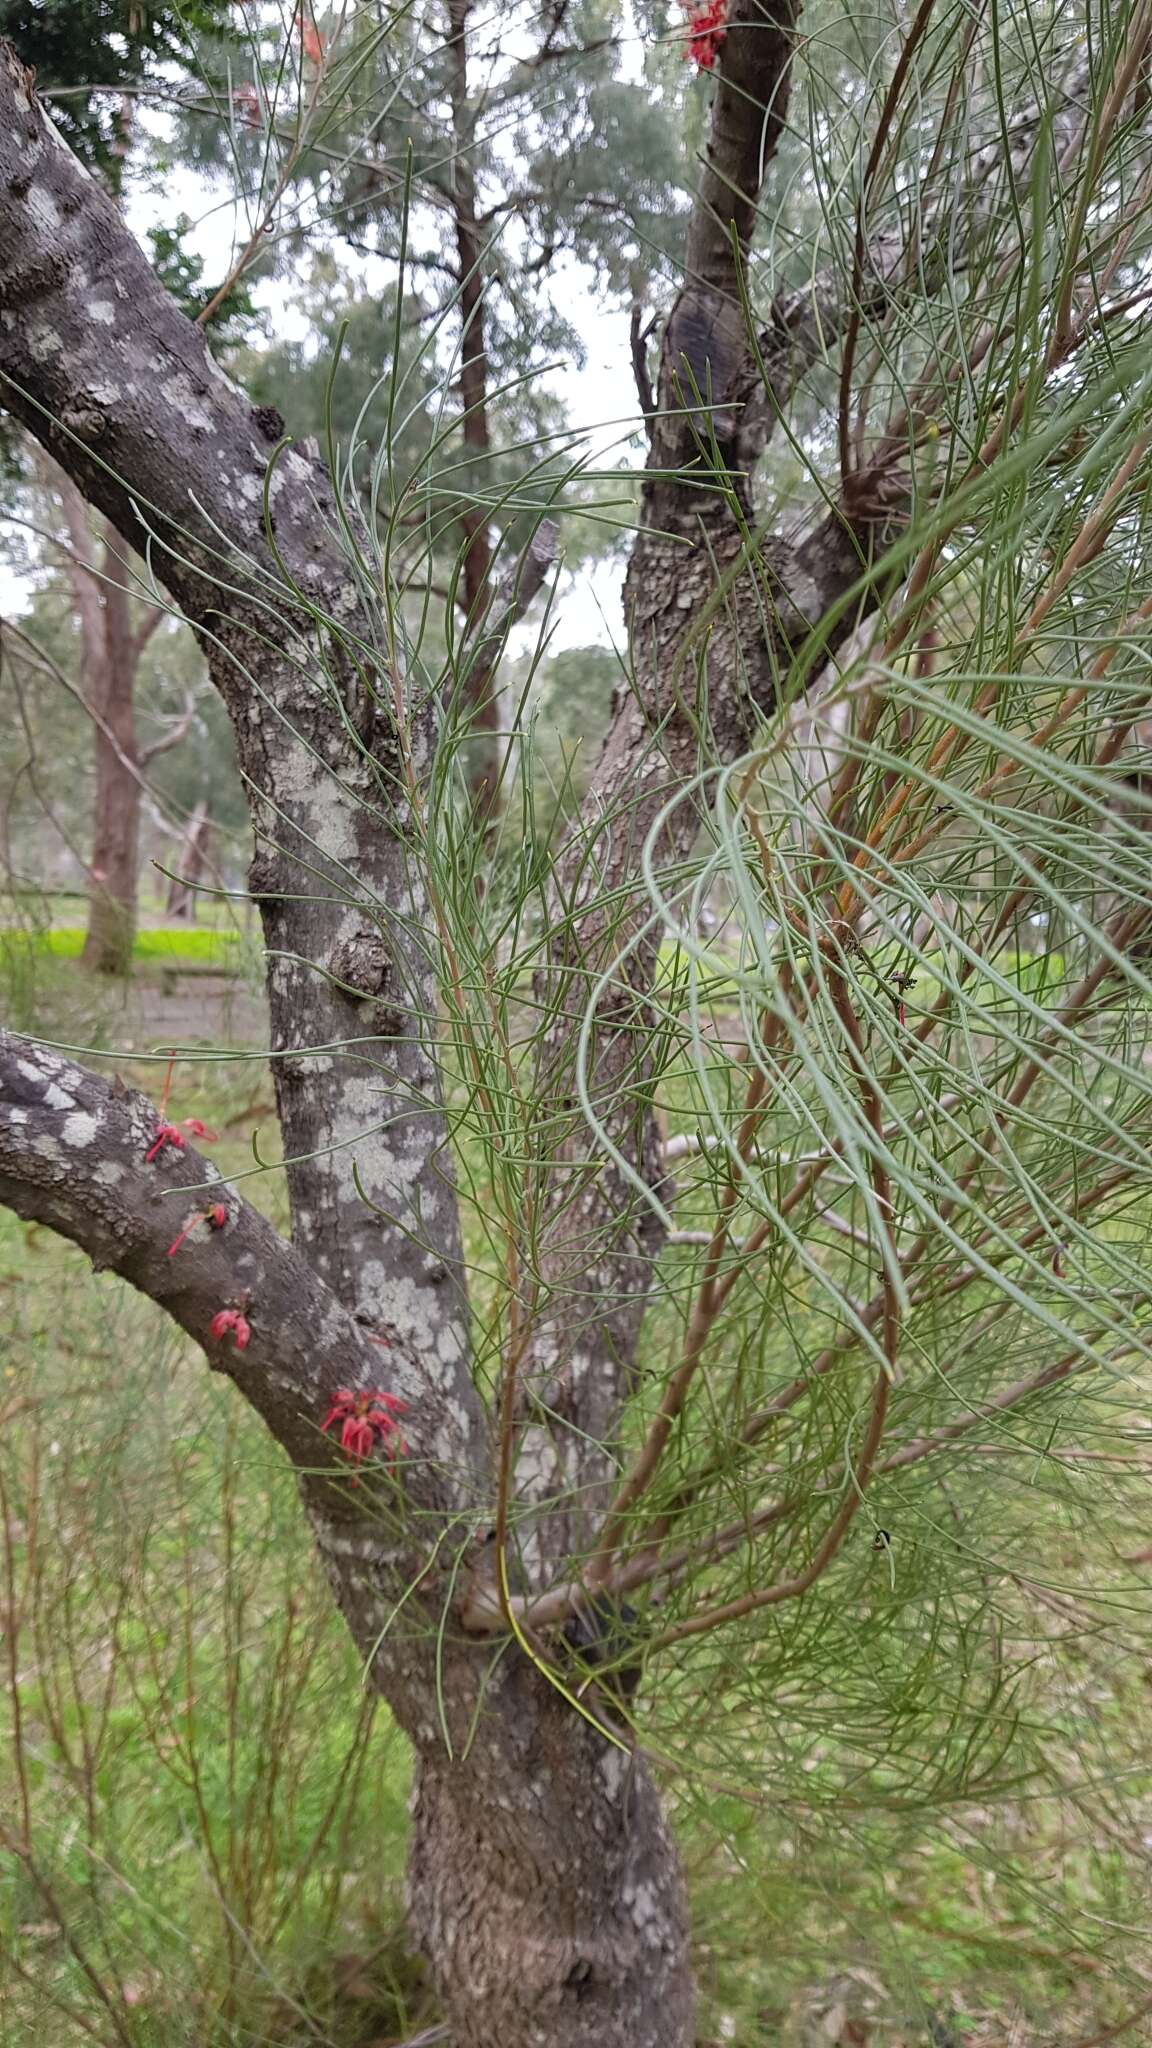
[42,1082,76,1112]
[162,371,214,434]
[625,1881,664,1944]
[27,321,63,358]
[60,1112,98,1149]
[309,789,359,862]
[25,184,60,235]
[94,1160,126,1187]
[87,299,116,326]
[598,1747,627,1802]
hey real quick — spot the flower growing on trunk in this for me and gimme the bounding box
[167,1203,228,1258]
[682,0,728,69]
[209,1308,251,1351]
[145,1122,187,1163]
[321,1387,407,1479]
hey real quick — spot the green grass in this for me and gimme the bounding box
[31,924,244,967]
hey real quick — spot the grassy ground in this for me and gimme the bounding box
[1,962,1151,2045]
[0,1060,428,2046]
[32,926,244,966]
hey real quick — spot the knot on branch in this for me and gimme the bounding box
[60,404,107,443]
[841,460,914,546]
[251,404,285,444]
[328,927,392,1002]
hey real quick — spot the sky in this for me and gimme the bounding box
[219,188,645,655]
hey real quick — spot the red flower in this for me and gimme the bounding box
[210,1308,251,1351]
[682,0,728,69]
[145,1122,186,1164]
[167,1203,228,1258]
[321,1387,407,1481]
[146,1057,218,1163]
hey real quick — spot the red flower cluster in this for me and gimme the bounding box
[683,0,728,69]
[321,1388,407,1480]
[145,1117,219,1163]
[210,1308,251,1351]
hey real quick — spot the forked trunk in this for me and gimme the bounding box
[319,1540,695,2046]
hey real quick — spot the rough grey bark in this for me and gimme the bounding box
[445,0,507,819]
[0,46,473,1369]
[0,41,692,2046]
[507,8,1100,1574]
[507,0,899,1566]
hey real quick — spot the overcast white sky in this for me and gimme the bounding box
[0,28,653,652]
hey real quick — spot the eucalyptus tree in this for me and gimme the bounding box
[3,2,1152,2046]
[0,0,242,969]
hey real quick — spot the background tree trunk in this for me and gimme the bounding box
[80,525,140,973]
[165,799,210,919]
[53,480,145,975]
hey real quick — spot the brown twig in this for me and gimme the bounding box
[642,1365,891,1652]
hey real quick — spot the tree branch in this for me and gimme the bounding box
[130,600,166,664]
[629,303,656,430]
[138,687,197,766]
[737,45,1094,471]
[506,13,1133,1581]
[0,1029,466,1518]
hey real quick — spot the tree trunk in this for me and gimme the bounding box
[165,800,210,919]
[0,1025,696,2048]
[81,525,140,974]
[445,0,506,820]
[407,1740,692,2045]
[311,1534,696,2046]
[52,479,145,977]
